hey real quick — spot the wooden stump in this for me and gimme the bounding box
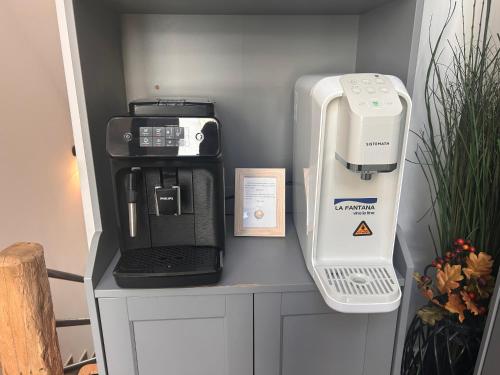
[78,364,98,375]
[0,242,63,375]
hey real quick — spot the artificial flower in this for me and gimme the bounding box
[463,252,493,279]
[461,291,481,315]
[436,264,463,293]
[444,293,467,322]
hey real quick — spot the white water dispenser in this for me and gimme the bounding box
[293,73,411,313]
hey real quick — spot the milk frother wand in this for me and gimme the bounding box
[126,168,140,238]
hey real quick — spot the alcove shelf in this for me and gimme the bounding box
[55,0,424,374]
[95,217,406,298]
[95,0,399,14]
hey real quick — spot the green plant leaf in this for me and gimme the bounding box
[414,0,500,260]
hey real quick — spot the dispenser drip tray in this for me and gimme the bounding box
[317,264,401,313]
[114,246,222,288]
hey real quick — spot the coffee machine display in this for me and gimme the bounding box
[106,100,225,288]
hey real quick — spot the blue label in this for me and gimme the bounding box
[333,197,378,205]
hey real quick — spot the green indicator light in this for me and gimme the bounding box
[372,101,380,107]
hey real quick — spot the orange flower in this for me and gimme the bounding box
[436,264,463,294]
[461,291,480,315]
[463,252,493,279]
[445,293,467,322]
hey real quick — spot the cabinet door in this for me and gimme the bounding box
[99,294,253,375]
[254,291,398,375]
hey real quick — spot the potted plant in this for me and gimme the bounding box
[401,0,500,373]
[402,239,495,374]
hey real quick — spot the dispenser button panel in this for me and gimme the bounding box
[140,126,185,148]
[340,73,403,116]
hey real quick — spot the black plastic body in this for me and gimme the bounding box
[155,186,180,215]
[106,114,225,288]
[129,98,215,117]
[126,171,138,203]
[107,117,221,158]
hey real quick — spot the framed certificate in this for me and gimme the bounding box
[234,168,285,237]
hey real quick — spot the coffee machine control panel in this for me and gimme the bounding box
[107,117,221,158]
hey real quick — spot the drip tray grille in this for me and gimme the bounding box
[116,246,221,276]
[322,266,398,297]
[113,246,223,288]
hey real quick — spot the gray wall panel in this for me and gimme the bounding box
[99,298,137,375]
[135,317,226,374]
[481,307,500,374]
[73,0,127,265]
[121,15,358,190]
[281,291,333,316]
[72,2,129,372]
[363,311,399,375]
[254,293,282,375]
[356,0,418,86]
[131,294,252,375]
[127,295,226,321]
[226,294,254,375]
[475,275,500,374]
[254,291,399,375]
[104,0,397,15]
[281,313,367,375]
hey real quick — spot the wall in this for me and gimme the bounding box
[0,0,92,364]
[356,0,419,89]
[121,14,359,193]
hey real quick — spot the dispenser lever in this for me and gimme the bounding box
[126,168,140,237]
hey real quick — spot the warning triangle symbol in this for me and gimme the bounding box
[353,221,373,236]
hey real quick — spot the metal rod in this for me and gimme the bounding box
[47,269,84,283]
[56,318,90,328]
[63,357,96,373]
[128,202,137,237]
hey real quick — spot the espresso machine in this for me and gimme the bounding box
[106,99,225,288]
[293,74,412,313]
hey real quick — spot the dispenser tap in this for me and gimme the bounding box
[126,168,140,237]
[360,171,373,181]
[154,185,181,216]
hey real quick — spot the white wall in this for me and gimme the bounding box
[0,0,93,363]
[399,0,500,312]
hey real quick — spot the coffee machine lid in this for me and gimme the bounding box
[129,98,215,117]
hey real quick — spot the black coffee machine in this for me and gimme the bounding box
[106,99,225,288]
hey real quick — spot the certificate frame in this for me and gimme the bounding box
[234,168,286,237]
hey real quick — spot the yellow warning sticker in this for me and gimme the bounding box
[353,221,373,236]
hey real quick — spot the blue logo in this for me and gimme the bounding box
[333,198,378,205]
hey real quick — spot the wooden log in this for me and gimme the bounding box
[0,242,63,375]
[78,364,98,375]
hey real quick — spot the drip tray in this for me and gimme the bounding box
[114,246,222,288]
[317,264,401,313]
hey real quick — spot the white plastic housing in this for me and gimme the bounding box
[293,73,411,313]
[336,75,403,168]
